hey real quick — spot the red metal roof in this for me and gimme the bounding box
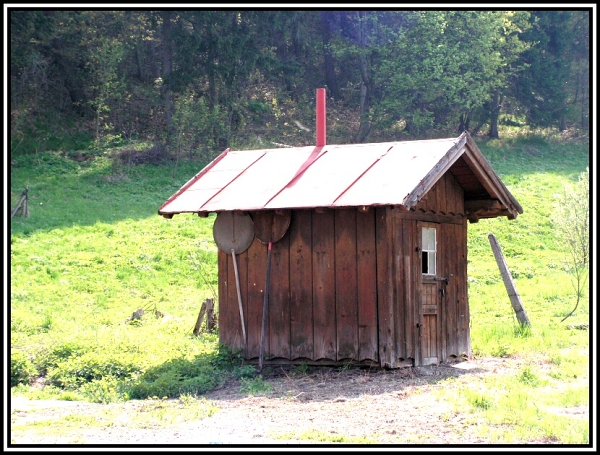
[158,132,522,219]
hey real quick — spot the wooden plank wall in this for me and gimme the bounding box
[312,209,337,361]
[218,208,381,365]
[216,176,470,366]
[391,216,414,363]
[356,210,378,361]
[269,230,290,359]
[376,207,394,367]
[244,236,267,358]
[457,218,471,356]
[335,209,358,360]
[289,210,313,360]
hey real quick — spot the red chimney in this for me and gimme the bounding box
[316,88,326,146]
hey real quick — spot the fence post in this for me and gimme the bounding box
[11,187,29,219]
[488,234,531,327]
[193,298,215,336]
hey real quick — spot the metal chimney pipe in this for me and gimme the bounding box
[316,88,326,146]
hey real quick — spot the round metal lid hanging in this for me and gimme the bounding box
[212,211,255,345]
[213,211,255,255]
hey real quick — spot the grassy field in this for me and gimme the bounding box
[8,129,591,444]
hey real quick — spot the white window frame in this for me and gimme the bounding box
[421,226,437,276]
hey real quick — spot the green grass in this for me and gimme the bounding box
[9,129,590,443]
[273,428,377,444]
[10,394,220,442]
[437,365,589,444]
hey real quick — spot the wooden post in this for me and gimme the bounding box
[488,234,531,327]
[11,187,29,219]
[207,300,216,332]
[23,186,29,217]
[193,298,215,336]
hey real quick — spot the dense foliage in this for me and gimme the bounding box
[10,9,590,157]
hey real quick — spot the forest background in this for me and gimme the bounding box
[8,9,590,159]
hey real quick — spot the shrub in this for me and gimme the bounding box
[11,350,38,386]
[116,143,170,166]
[125,371,220,400]
[80,376,127,404]
[36,341,88,376]
[47,352,142,389]
[124,356,226,400]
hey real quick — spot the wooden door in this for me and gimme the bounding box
[417,221,447,366]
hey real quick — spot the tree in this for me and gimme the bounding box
[371,11,533,139]
[327,11,410,142]
[320,11,341,100]
[515,11,589,130]
[87,38,125,142]
[554,168,589,322]
[482,11,531,138]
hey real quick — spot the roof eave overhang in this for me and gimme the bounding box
[402,132,469,209]
[462,134,523,222]
[402,132,523,222]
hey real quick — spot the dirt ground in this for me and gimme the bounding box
[9,356,588,446]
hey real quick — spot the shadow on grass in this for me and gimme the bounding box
[119,345,243,401]
[9,152,213,236]
[195,360,489,405]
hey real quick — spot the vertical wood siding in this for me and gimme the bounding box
[335,209,358,360]
[218,168,470,366]
[246,237,267,358]
[269,230,290,359]
[219,207,381,364]
[289,210,313,360]
[356,210,378,361]
[312,209,337,360]
[376,207,394,367]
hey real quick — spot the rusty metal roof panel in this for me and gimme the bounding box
[264,142,394,209]
[160,138,461,213]
[159,133,521,216]
[334,138,459,207]
[159,149,265,214]
[201,146,324,212]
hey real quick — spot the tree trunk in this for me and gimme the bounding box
[458,112,470,135]
[53,50,87,117]
[320,11,340,100]
[207,43,217,113]
[161,11,174,145]
[354,11,372,144]
[487,92,502,139]
[559,112,567,131]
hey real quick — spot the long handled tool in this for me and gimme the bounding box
[253,210,291,371]
[213,211,254,345]
[259,241,272,371]
[231,248,246,342]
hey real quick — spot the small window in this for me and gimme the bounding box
[421,227,436,275]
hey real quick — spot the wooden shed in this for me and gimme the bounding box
[158,93,522,368]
